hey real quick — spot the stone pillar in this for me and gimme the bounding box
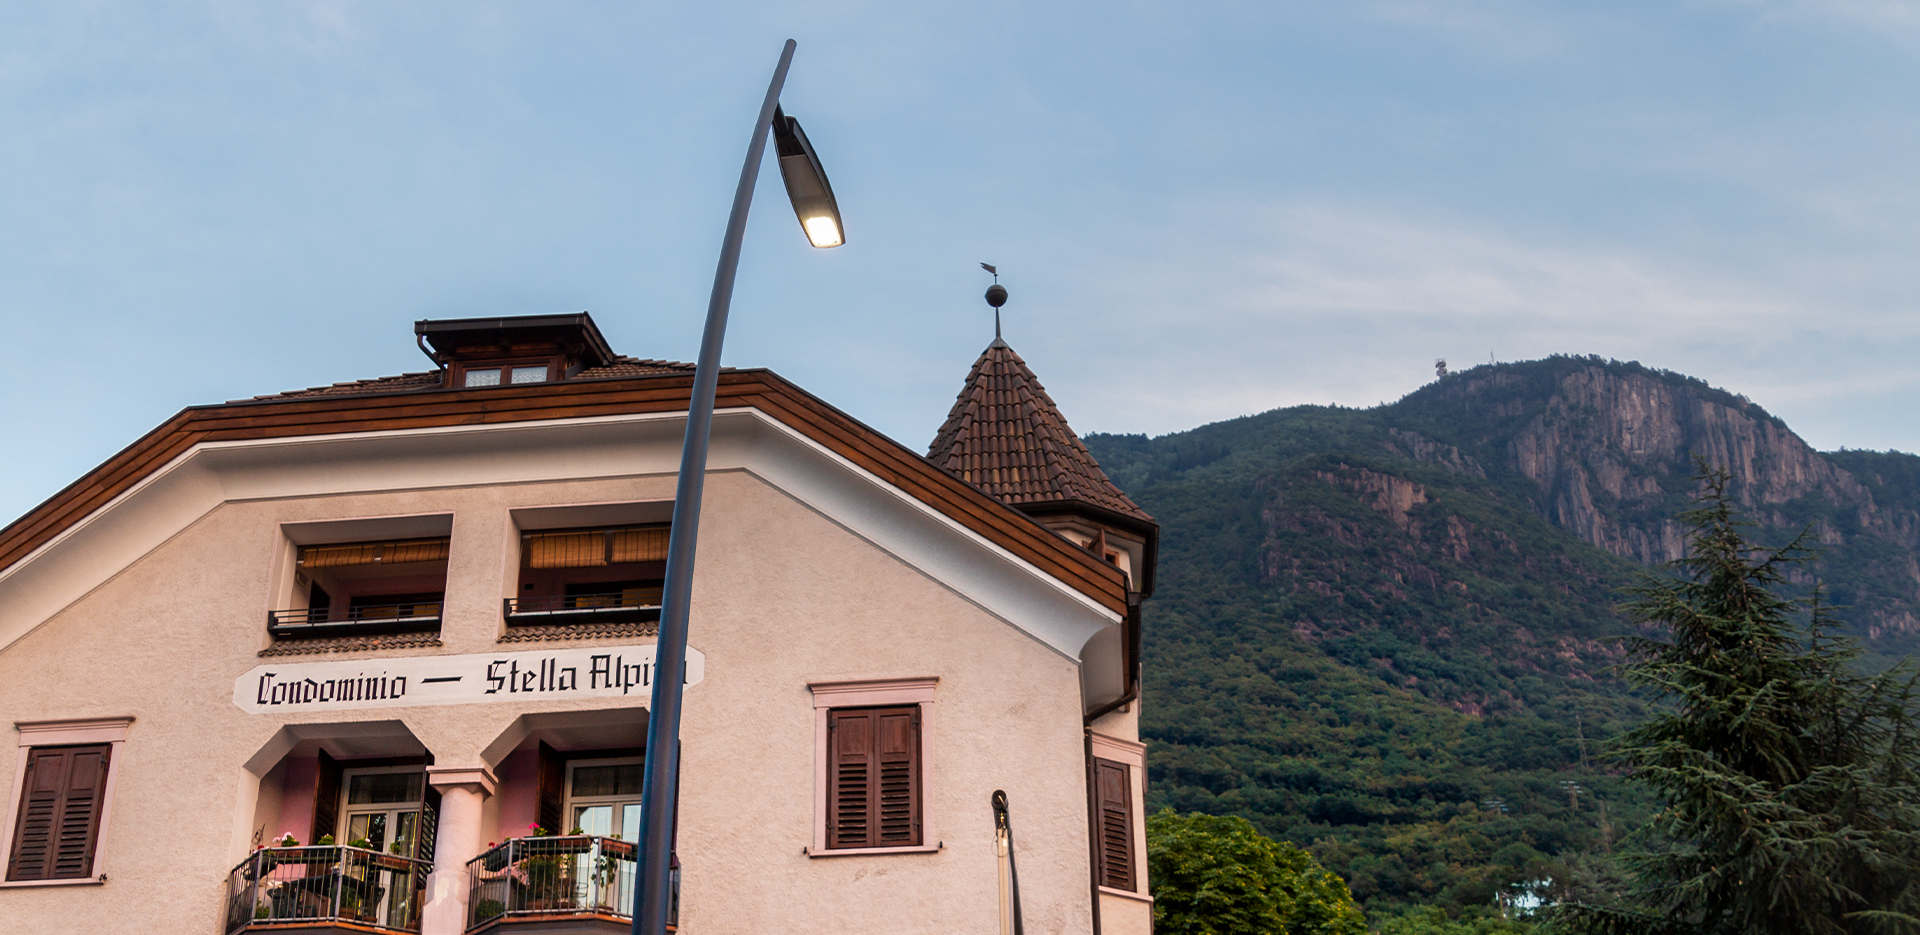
[421,765,497,935]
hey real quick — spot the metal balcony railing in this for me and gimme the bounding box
[463,835,674,931]
[267,600,444,638]
[501,593,662,628]
[224,845,430,934]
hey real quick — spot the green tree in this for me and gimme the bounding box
[1148,808,1367,935]
[1562,464,1920,935]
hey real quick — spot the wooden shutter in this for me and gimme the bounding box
[536,742,565,835]
[6,745,111,882]
[311,750,343,844]
[1093,758,1135,891]
[416,781,441,862]
[827,707,920,849]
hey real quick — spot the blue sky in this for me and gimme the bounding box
[3,1,1917,524]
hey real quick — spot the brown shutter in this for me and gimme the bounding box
[416,780,441,862]
[311,750,343,844]
[876,709,920,846]
[827,706,920,849]
[536,742,565,835]
[7,745,111,882]
[1093,758,1135,891]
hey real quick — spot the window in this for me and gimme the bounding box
[506,525,669,627]
[1093,758,1134,890]
[565,757,644,840]
[459,362,552,388]
[271,538,450,638]
[3,718,131,886]
[808,679,937,856]
[827,707,920,849]
[1089,732,1147,895]
[339,769,426,856]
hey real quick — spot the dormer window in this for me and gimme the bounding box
[461,363,553,388]
[416,313,617,390]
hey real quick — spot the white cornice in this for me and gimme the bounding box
[0,408,1118,659]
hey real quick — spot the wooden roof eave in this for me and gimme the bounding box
[0,369,1130,617]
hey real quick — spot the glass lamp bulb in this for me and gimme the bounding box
[803,215,843,248]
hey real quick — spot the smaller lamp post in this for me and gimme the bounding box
[631,38,843,935]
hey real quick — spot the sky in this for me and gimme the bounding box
[2,1,1918,525]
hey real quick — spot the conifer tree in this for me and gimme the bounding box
[1562,463,1920,935]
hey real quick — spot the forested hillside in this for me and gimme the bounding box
[1085,356,1920,913]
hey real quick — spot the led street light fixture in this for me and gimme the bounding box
[772,106,845,248]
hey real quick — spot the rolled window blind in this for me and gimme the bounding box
[526,532,606,569]
[524,526,670,569]
[610,527,671,563]
[299,539,449,568]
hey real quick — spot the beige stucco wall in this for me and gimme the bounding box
[0,462,1113,934]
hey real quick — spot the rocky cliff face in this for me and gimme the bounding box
[1402,359,1920,639]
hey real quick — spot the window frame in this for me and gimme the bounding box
[562,755,645,838]
[336,765,427,854]
[807,678,937,857]
[452,358,558,389]
[1089,731,1150,900]
[1,718,132,888]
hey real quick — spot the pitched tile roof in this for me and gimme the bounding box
[241,356,696,401]
[928,338,1152,523]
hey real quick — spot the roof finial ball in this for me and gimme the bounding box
[980,262,1008,343]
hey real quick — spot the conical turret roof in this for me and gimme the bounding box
[928,338,1152,523]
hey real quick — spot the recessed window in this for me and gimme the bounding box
[567,758,644,841]
[270,538,450,638]
[340,769,427,857]
[505,525,668,627]
[3,718,132,886]
[808,679,938,857]
[510,365,549,384]
[464,368,502,387]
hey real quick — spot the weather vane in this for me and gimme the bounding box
[981,263,1008,340]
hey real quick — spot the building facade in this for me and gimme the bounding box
[0,314,1156,935]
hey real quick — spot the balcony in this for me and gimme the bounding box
[463,835,674,934]
[268,598,444,639]
[501,593,661,629]
[225,845,430,934]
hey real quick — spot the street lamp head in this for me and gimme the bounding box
[772,105,844,248]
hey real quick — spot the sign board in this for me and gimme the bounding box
[232,645,704,714]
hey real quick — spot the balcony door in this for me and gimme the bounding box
[340,769,424,855]
[566,757,643,839]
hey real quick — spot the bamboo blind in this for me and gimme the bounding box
[299,538,450,568]
[524,526,670,569]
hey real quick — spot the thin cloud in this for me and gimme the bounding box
[1047,204,1915,440]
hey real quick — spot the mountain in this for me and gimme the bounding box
[1084,355,1920,913]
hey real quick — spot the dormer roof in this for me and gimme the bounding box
[928,338,1152,525]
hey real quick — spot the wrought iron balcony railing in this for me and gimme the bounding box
[502,593,662,628]
[224,845,430,934]
[464,835,674,931]
[267,600,444,638]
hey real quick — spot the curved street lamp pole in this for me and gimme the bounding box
[632,38,842,935]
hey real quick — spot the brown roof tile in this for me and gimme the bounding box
[242,356,695,401]
[928,339,1151,523]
